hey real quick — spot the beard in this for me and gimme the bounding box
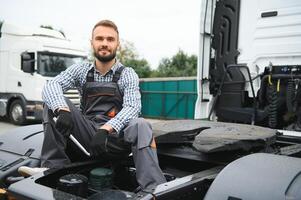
[94,48,117,63]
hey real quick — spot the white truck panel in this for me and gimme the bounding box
[237,0,301,73]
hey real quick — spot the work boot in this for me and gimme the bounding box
[18,166,49,177]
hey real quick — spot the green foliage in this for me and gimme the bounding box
[153,49,197,77]
[123,58,152,78]
[117,40,152,78]
[117,40,137,62]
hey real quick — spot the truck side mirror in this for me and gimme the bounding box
[21,52,35,73]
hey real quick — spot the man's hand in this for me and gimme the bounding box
[55,110,73,137]
[90,129,109,156]
[100,124,114,133]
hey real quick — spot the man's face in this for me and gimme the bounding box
[91,26,119,63]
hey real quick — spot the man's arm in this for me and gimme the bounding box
[42,63,83,112]
[105,67,141,133]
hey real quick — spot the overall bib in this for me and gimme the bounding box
[82,66,130,158]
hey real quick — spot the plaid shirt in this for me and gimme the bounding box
[42,61,141,133]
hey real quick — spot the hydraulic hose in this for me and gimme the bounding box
[259,74,301,105]
[286,80,297,113]
[267,84,278,128]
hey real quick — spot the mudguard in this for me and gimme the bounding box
[204,153,301,200]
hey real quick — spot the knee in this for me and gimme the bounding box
[64,97,74,107]
[42,104,55,123]
[129,118,152,136]
[124,118,153,145]
[43,103,50,113]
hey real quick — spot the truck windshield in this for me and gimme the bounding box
[37,52,85,77]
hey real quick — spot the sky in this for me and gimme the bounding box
[0,0,200,69]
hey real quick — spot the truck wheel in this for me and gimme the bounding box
[9,100,26,125]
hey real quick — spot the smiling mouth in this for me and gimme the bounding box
[99,49,110,54]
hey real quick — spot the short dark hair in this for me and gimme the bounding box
[92,20,119,36]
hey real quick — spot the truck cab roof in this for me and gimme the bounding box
[0,22,65,40]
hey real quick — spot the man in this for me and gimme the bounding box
[19,19,166,192]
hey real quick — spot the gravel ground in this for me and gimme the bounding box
[0,117,19,135]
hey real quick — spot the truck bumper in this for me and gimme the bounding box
[25,101,43,121]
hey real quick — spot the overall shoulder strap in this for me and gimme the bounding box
[112,66,125,83]
[86,67,95,82]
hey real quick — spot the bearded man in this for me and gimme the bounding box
[18,19,166,192]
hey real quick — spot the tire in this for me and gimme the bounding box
[9,99,26,125]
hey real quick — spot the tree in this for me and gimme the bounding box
[117,40,152,78]
[123,58,151,78]
[117,40,137,63]
[153,49,197,77]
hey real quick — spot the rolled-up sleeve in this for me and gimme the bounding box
[106,67,141,132]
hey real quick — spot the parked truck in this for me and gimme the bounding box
[1,0,301,200]
[0,22,86,125]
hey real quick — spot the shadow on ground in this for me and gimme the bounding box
[0,116,41,125]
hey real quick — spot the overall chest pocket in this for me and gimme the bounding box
[85,84,117,98]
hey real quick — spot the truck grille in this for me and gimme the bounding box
[64,89,80,107]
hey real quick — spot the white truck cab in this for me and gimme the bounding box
[195,0,301,131]
[0,22,87,124]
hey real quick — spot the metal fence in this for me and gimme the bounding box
[140,77,197,119]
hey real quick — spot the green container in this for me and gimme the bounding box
[140,77,197,119]
[89,168,113,191]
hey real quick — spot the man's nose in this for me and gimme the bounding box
[101,39,109,46]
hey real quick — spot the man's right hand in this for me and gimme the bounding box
[55,110,73,137]
[89,129,109,157]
